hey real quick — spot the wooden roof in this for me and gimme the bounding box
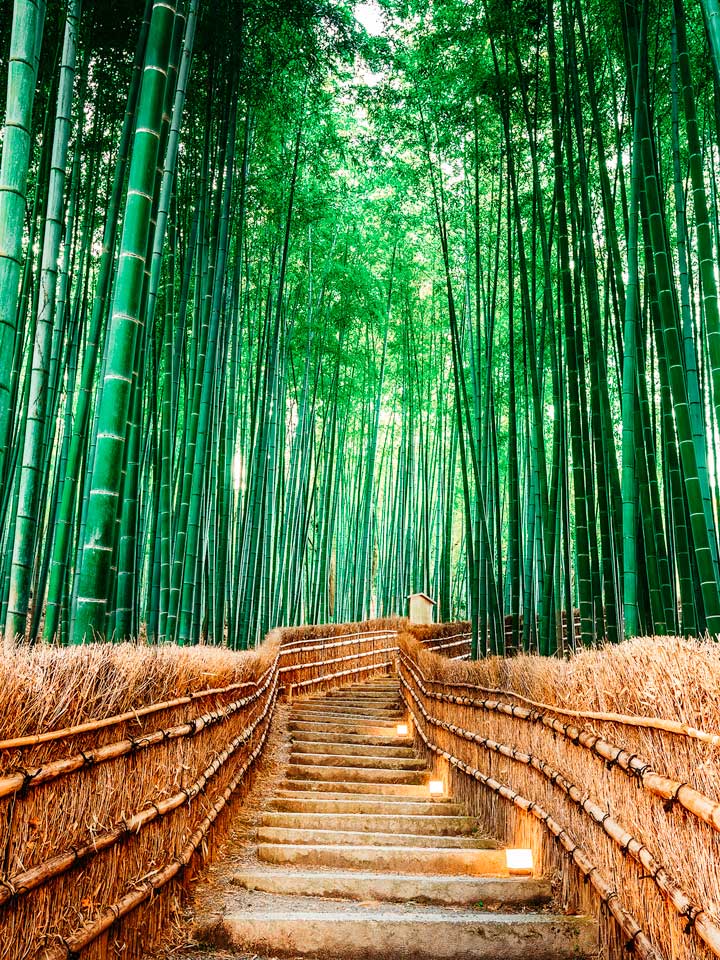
[407,592,436,604]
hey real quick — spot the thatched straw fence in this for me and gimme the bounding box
[3,616,717,960]
[398,627,720,960]
[0,618,402,960]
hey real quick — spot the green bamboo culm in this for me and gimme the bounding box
[71,0,176,644]
[5,0,82,645]
[0,0,46,522]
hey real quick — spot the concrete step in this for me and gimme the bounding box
[279,779,429,797]
[261,811,476,835]
[288,752,426,770]
[288,719,399,736]
[257,842,509,875]
[290,730,413,747]
[289,710,404,725]
[314,695,403,705]
[293,703,404,717]
[256,826,493,848]
[290,740,417,758]
[269,796,465,816]
[285,763,426,784]
[198,898,597,959]
[232,868,553,907]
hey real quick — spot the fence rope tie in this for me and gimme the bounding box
[627,926,644,951]
[78,749,96,768]
[0,876,16,899]
[663,781,687,813]
[683,904,702,934]
[18,766,39,794]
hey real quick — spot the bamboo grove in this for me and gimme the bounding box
[0,0,718,653]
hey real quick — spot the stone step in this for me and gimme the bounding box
[257,842,509,875]
[288,752,426,770]
[232,868,553,907]
[285,763,426,784]
[269,796,465,816]
[256,826,492,848]
[261,811,476,835]
[313,695,403,705]
[294,702,404,716]
[279,778,429,797]
[290,740,417,758]
[290,730,413,747]
[197,898,597,959]
[288,719,399,736]
[289,709,404,724]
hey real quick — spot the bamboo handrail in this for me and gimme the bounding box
[280,628,397,648]
[0,658,277,752]
[400,681,662,960]
[411,653,720,745]
[287,658,395,696]
[0,665,276,799]
[280,645,398,675]
[38,706,275,960]
[280,631,396,656]
[0,675,278,907]
[401,665,720,959]
[400,651,720,834]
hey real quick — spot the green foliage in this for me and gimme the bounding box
[0,0,718,650]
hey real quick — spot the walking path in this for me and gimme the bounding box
[192,678,596,959]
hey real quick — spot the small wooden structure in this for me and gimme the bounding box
[408,592,436,625]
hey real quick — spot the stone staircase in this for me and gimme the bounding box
[196,678,597,959]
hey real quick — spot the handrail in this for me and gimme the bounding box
[280,632,396,657]
[399,650,720,833]
[400,662,720,960]
[0,659,276,752]
[412,664,720,746]
[399,677,661,960]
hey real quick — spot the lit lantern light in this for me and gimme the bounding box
[396,723,409,736]
[428,779,444,796]
[505,849,534,876]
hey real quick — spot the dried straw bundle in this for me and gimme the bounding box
[399,630,720,960]
[279,616,406,647]
[0,639,277,959]
[0,622,400,960]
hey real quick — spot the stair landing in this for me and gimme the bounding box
[192,678,597,959]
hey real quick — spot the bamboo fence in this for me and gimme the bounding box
[0,619,401,959]
[2,618,716,960]
[398,628,720,960]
